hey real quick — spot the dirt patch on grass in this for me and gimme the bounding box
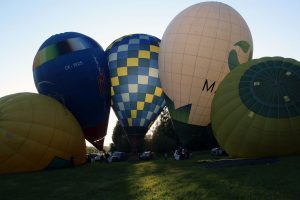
[197,157,278,169]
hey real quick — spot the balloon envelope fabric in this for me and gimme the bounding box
[159,2,253,126]
[211,57,300,158]
[0,93,86,174]
[33,32,110,150]
[106,34,166,148]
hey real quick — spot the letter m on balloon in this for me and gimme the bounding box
[202,80,216,93]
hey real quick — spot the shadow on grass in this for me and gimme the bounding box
[1,155,300,200]
[0,162,133,200]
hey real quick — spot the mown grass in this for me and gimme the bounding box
[1,152,300,200]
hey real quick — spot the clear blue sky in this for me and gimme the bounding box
[1,0,299,146]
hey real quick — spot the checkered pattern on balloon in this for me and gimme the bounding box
[106,34,166,134]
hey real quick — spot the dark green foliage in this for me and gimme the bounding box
[173,121,218,150]
[86,146,100,154]
[143,134,152,151]
[150,107,180,153]
[111,121,131,153]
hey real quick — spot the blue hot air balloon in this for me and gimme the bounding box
[106,34,166,151]
[33,32,110,150]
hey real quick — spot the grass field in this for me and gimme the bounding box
[1,152,300,200]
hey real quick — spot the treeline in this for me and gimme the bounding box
[109,107,179,153]
[109,107,218,153]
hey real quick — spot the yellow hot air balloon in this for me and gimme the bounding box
[0,93,86,174]
[211,57,300,158]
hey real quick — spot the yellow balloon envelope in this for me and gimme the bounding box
[0,93,86,174]
[211,57,300,158]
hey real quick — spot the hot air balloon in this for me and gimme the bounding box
[0,93,86,174]
[106,34,166,152]
[33,32,110,150]
[158,2,253,147]
[211,57,300,158]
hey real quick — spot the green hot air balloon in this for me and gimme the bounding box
[211,57,300,158]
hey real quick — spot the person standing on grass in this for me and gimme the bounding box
[105,152,110,163]
[164,152,168,160]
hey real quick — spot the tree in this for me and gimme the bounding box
[86,146,100,154]
[151,107,179,153]
[111,121,131,152]
[143,134,152,151]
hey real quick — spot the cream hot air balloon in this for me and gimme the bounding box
[158,2,253,147]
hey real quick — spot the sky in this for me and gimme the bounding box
[1,0,300,147]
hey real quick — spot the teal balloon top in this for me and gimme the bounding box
[239,57,300,118]
[211,57,300,158]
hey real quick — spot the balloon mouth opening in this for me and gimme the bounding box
[124,127,147,153]
[83,123,109,151]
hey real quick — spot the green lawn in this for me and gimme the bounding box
[1,152,300,200]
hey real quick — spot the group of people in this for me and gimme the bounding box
[86,149,192,163]
[86,152,110,163]
[173,147,191,160]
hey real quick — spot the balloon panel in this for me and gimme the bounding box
[159,2,253,126]
[211,57,300,158]
[107,34,166,133]
[172,119,218,149]
[33,32,110,149]
[0,93,86,174]
[239,59,300,118]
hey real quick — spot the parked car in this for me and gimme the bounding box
[108,151,127,163]
[211,147,227,156]
[139,151,154,160]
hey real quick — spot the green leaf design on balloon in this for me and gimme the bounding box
[235,41,250,53]
[165,94,191,124]
[228,40,252,71]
